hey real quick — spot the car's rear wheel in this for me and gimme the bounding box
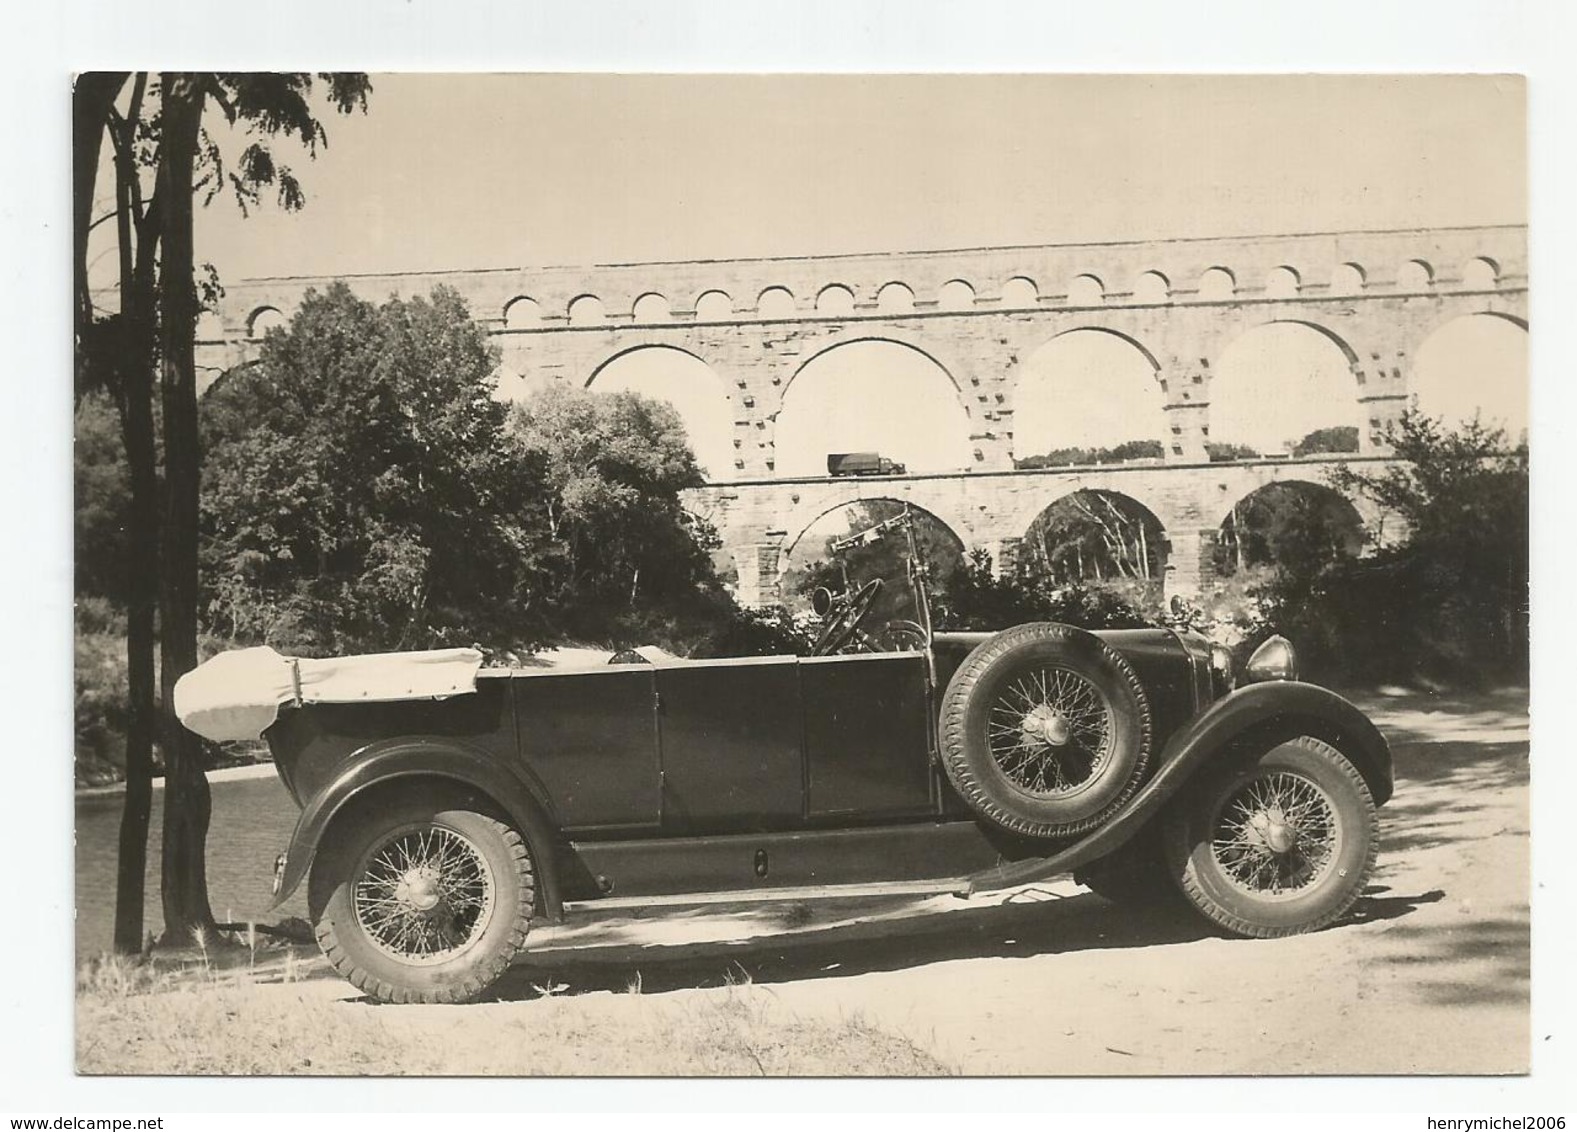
[939,622,1152,839]
[308,795,535,1004]
[1163,735,1377,937]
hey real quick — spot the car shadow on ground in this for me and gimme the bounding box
[482,878,1439,1003]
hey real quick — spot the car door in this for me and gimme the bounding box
[799,652,936,821]
[509,668,661,834]
[655,656,805,833]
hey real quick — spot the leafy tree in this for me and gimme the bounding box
[1215,483,1364,577]
[202,284,550,655]
[1015,438,1164,469]
[1236,412,1527,684]
[1292,425,1359,457]
[73,71,370,948]
[504,384,723,642]
[74,392,131,605]
[1206,441,1261,462]
[159,73,370,943]
[75,72,164,954]
[932,549,1153,632]
[1322,411,1528,678]
[1022,490,1165,587]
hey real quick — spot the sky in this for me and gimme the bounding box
[174,74,1535,474]
[190,74,1526,279]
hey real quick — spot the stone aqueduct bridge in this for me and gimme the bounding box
[202,225,1527,606]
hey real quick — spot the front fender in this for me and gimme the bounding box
[964,681,1392,894]
[270,736,564,917]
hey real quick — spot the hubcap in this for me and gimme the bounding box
[987,666,1113,797]
[397,867,442,911]
[1211,771,1339,898]
[1020,704,1073,746]
[353,825,496,965]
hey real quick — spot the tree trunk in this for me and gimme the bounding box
[1234,504,1246,573]
[108,74,160,954]
[114,383,158,953]
[72,72,127,398]
[155,74,216,943]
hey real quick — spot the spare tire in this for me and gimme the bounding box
[939,622,1152,839]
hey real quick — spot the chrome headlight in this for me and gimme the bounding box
[1209,643,1236,691]
[1243,635,1298,683]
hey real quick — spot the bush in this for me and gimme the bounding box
[1250,413,1528,687]
[1206,442,1261,462]
[1293,425,1359,457]
[692,604,816,659]
[933,549,1154,632]
[75,598,130,786]
[1015,439,1164,469]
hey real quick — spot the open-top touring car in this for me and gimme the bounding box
[176,507,1392,1004]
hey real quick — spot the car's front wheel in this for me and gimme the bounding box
[1163,736,1377,937]
[308,795,535,1004]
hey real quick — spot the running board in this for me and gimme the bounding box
[562,878,968,913]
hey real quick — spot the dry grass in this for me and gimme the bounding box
[76,951,954,1076]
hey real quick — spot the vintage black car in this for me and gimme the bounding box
[176,508,1392,1005]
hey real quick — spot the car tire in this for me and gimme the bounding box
[1074,825,1182,906]
[308,795,535,1004]
[939,622,1152,839]
[1162,735,1377,937]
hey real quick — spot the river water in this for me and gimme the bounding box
[74,774,309,958]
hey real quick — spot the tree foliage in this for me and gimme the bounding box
[1260,412,1528,683]
[202,284,550,655]
[1292,425,1359,457]
[200,286,772,660]
[1022,489,1165,587]
[75,392,133,605]
[504,384,721,640]
[1206,441,1261,462]
[932,549,1153,632]
[1215,483,1364,577]
[1015,438,1164,469]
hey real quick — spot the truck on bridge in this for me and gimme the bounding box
[828,451,907,477]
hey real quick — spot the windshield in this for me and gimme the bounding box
[781,500,965,652]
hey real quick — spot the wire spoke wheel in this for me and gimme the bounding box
[940,622,1150,839]
[986,665,1114,798]
[1164,736,1378,938]
[353,824,497,966]
[1209,771,1338,900]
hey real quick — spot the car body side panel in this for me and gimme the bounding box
[264,679,517,809]
[508,668,661,833]
[565,820,1008,897]
[655,657,805,833]
[800,653,935,821]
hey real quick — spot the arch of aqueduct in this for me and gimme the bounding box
[200,224,1528,606]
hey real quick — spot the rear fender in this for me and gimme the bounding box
[270,736,564,917]
[965,681,1392,894]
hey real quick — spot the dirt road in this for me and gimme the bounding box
[101,686,1530,1075]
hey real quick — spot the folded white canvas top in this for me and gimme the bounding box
[173,645,484,743]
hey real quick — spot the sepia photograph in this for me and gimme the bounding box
[62,69,1537,1083]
